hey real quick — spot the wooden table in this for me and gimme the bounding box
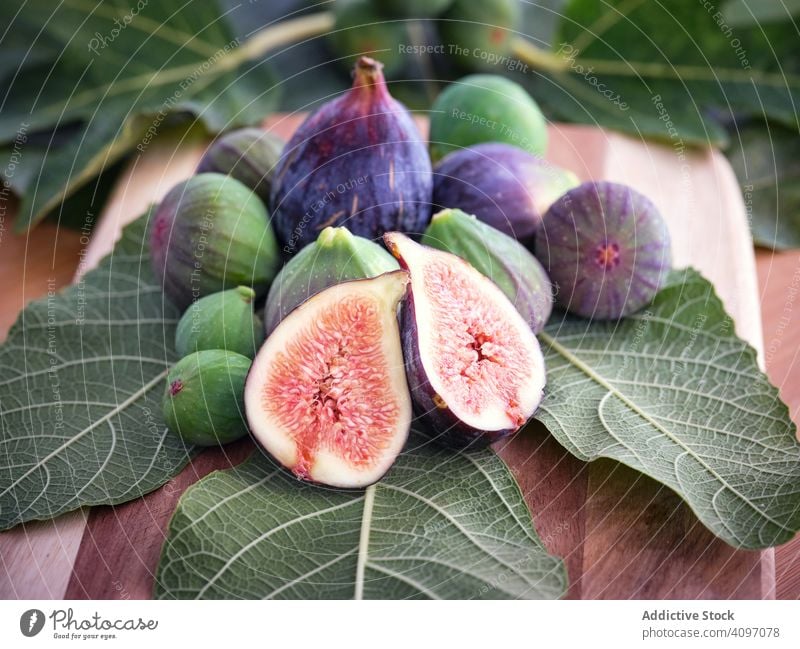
[1,118,799,599]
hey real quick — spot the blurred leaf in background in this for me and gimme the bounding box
[527,0,799,146]
[726,120,800,250]
[2,0,798,249]
[0,0,280,231]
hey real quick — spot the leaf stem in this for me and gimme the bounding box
[228,12,335,71]
[511,34,800,86]
[510,37,571,74]
[354,484,376,600]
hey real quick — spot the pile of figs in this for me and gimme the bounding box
[152,57,672,488]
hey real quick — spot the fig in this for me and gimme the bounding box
[422,208,553,334]
[535,181,672,320]
[175,286,265,359]
[384,232,546,449]
[270,56,433,253]
[263,226,399,335]
[150,173,281,311]
[328,0,406,76]
[245,271,412,488]
[428,74,548,163]
[373,0,454,18]
[432,143,579,240]
[439,0,520,72]
[162,350,252,446]
[196,128,284,205]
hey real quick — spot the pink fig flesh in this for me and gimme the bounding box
[384,232,546,449]
[245,271,411,488]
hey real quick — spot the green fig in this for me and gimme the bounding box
[150,173,281,311]
[422,208,554,333]
[373,0,454,18]
[428,74,548,162]
[328,0,406,76]
[439,0,520,72]
[175,286,265,359]
[196,128,284,204]
[263,226,399,335]
[162,350,251,446]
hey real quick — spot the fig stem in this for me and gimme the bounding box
[354,484,377,600]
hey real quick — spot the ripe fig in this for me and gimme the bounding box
[175,286,265,359]
[263,226,399,336]
[270,56,433,253]
[535,181,672,320]
[432,143,579,240]
[196,128,284,205]
[328,0,406,76]
[384,232,546,449]
[422,208,553,333]
[439,0,519,72]
[245,271,412,488]
[150,173,281,311]
[428,74,547,162]
[163,349,252,446]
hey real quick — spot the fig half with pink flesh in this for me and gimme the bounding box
[245,271,411,488]
[384,232,546,449]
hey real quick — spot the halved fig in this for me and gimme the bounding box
[384,232,546,449]
[245,271,411,488]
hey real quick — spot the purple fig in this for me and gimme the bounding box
[270,57,433,253]
[433,143,579,241]
[422,208,553,333]
[384,232,546,450]
[197,128,284,205]
[535,181,672,320]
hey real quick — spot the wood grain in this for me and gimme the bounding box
[1,117,798,599]
[756,248,800,600]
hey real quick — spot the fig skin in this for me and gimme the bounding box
[163,349,252,446]
[433,143,579,241]
[439,0,519,73]
[399,296,517,450]
[245,271,412,488]
[535,181,672,320]
[150,173,281,311]
[385,232,546,450]
[429,74,547,163]
[422,208,554,333]
[328,0,406,76]
[263,226,399,336]
[196,128,284,204]
[175,286,265,359]
[270,56,433,253]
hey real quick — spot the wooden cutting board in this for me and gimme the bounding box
[0,115,776,599]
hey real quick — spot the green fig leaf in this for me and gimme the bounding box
[536,268,800,549]
[0,212,195,531]
[532,0,800,146]
[725,121,800,250]
[1,0,279,231]
[154,441,566,600]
